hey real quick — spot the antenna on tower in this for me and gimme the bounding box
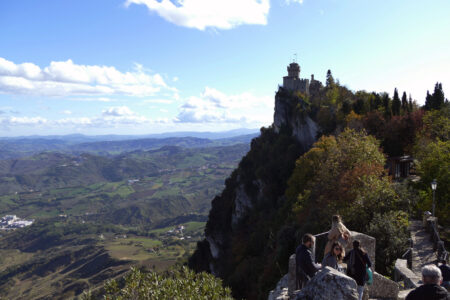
[293,53,297,63]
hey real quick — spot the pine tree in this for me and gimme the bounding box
[374,93,382,109]
[401,92,408,113]
[392,88,401,116]
[382,93,392,119]
[431,82,445,110]
[424,90,432,110]
[326,69,335,87]
[408,94,414,112]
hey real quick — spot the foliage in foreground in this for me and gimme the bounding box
[285,129,409,274]
[413,107,450,225]
[83,266,233,300]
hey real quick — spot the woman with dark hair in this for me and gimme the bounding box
[344,240,372,300]
[322,241,344,271]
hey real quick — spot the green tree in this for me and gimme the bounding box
[382,93,392,119]
[326,69,335,87]
[88,266,233,300]
[401,91,408,113]
[408,94,414,112]
[287,129,397,232]
[425,83,447,111]
[414,108,450,225]
[392,88,401,116]
[367,211,409,274]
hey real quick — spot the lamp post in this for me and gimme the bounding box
[431,179,437,217]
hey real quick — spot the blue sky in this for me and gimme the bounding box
[0,0,449,136]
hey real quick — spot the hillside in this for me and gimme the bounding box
[189,81,449,299]
[0,132,258,159]
[0,142,250,299]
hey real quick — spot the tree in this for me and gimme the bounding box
[287,129,397,232]
[425,90,432,110]
[367,211,409,274]
[87,266,233,300]
[408,94,414,112]
[326,69,335,87]
[425,83,446,111]
[401,91,408,113]
[414,139,450,225]
[382,93,392,119]
[392,88,401,116]
[414,108,450,225]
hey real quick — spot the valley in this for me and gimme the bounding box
[0,134,252,299]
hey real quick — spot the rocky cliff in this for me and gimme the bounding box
[189,87,320,299]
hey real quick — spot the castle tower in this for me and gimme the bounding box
[287,62,300,78]
[283,61,308,94]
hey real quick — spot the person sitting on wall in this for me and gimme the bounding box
[406,264,449,300]
[322,241,344,272]
[438,260,450,291]
[295,233,321,289]
[324,215,351,257]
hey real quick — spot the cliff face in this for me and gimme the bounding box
[273,89,319,151]
[189,88,319,299]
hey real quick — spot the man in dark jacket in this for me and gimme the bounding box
[295,233,321,289]
[406,265,450,300]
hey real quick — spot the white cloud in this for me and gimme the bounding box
[0,106,152,130]
[69,97,115,102]
[62,110,72,115]
[102,106,135,117]
[175,87,273,125]
[0,116,48,126]
[0,57,174,97]
[125,0,270,30]
[142,99,174,104]
[285,0,303,4]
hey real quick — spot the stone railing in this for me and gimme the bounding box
[423,215,448,262]
[394,259,421,289]
[270,231,399,300]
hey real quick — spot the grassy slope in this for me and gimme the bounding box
[0,143,249,299]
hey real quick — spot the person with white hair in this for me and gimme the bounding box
[406,265,450,300]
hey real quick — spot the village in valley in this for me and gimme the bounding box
[0,215,34,231]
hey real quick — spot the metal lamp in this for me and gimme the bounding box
[431,179,437,217]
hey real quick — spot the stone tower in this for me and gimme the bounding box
[282,61,322,96]
[287,62,300,78]
[283,62,309,94]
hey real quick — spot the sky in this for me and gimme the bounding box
[0,0,449,136]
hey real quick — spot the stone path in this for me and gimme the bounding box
[409,220,438,274]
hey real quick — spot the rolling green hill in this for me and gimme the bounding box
[0,141,251,299]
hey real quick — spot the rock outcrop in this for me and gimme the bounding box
[294,267,359,300]
[273,88,319,152]
[268,274,289,300]
[189,87,319,296]
[368,271,399,299]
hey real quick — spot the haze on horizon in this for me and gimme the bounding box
[0,0,449,136]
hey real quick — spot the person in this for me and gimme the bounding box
[438,260,450,291]
[406,264,449,300]
[322,241,344,271]
[344,240,372,300]
[324,215,351,257]
[295,233,321,289]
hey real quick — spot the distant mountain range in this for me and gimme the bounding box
[0,128,259,142]
[0,129,260,159]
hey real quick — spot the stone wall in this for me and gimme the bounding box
[271,231,399,300]
[394,258,421,289]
